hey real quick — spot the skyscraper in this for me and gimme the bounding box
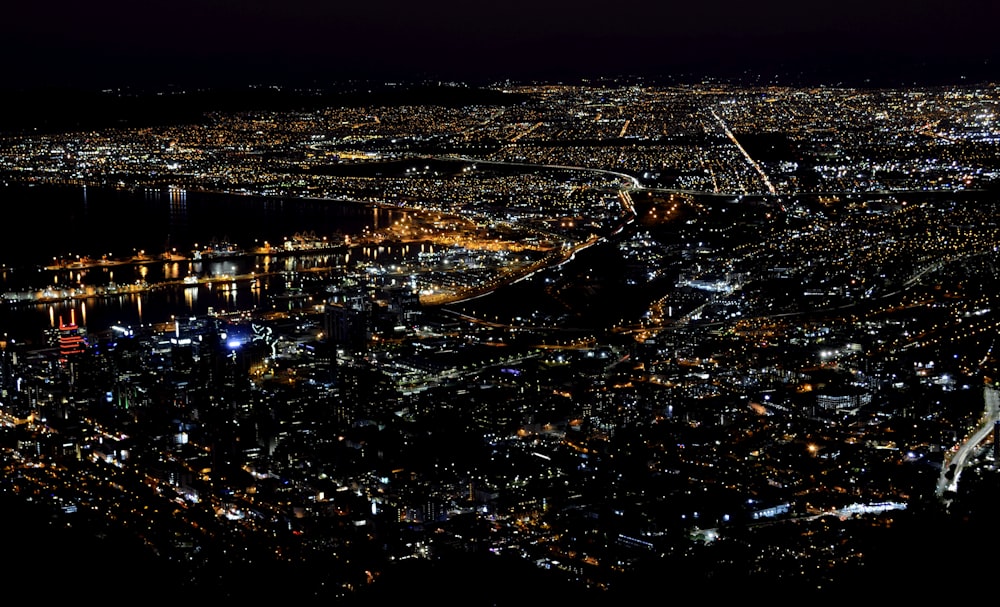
[58,308,86,364]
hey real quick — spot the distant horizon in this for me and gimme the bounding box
[5,52,999,93]
[5,0,1000,92]
[2,59,997,137]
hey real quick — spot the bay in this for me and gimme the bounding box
[0,183,408,342]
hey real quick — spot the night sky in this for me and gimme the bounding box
[4,0,1000,88]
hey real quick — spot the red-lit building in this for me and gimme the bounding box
[58,309,86,363]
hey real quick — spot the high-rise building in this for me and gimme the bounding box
[58,308,86,364]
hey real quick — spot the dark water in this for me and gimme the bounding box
[0,182,401,267]
[0,183,412,341]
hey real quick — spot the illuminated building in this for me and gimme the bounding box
[58,308,86,364]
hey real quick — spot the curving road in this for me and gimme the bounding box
[937,384,999,500]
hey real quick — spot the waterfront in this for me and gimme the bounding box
[0,240,461,343]
[0,183,414,340]
[0,178,636,342]
[0,182,406,269]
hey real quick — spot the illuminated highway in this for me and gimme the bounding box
[449,154,643,189]
[937,383,1000,500]
[710,108,777,196]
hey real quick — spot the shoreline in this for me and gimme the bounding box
[43,242,352,272]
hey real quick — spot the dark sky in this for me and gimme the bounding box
[4,0,1000,88]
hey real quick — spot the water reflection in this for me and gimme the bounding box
[163,262,182,280]
[0,186,432,341]
[184,286,198,309]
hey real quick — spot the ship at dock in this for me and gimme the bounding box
[192,240,245,260]
[254,231,351,257]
